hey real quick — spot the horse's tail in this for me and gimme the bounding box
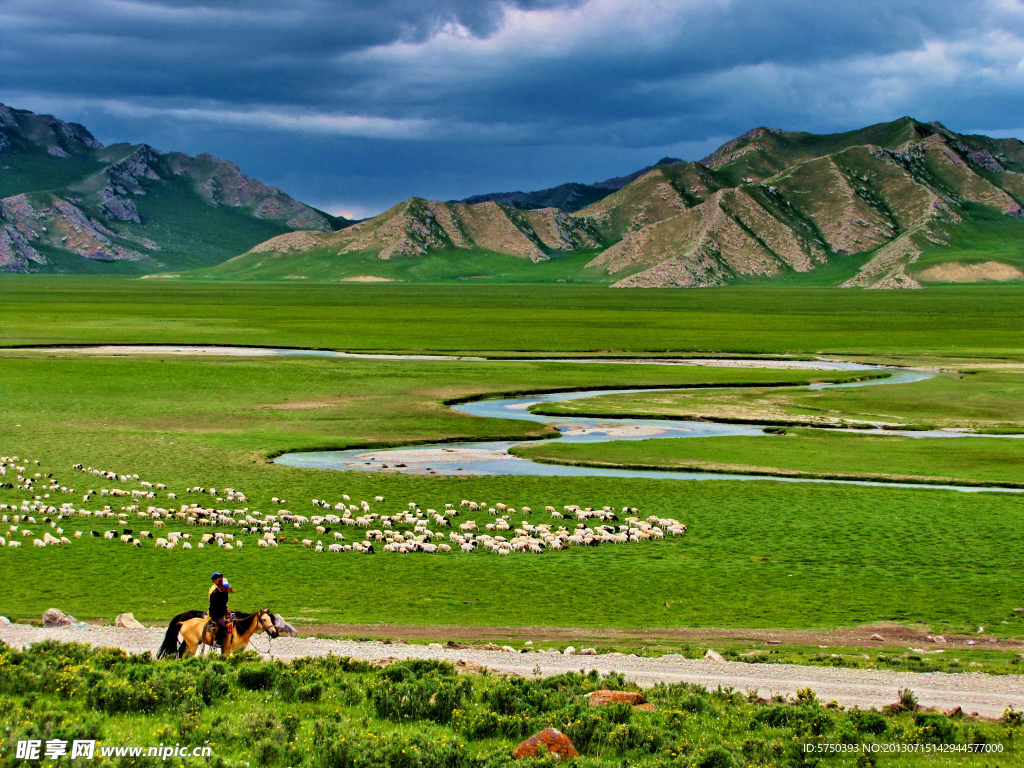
[157,610,206,658]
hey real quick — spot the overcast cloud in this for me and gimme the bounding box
[2,0,1024,217]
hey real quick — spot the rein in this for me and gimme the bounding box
[247,611,275,656]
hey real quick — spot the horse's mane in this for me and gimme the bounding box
[232,610,261,634]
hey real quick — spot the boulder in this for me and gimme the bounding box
[704,649,725,662]
[563,646,576,655]
[579,647,597,656]
[501,645,517,653]
[588,690,647,707]
[870,634,884,641]
[512,728,579,760]
[0,616,10,625]
[42,608,75,627]
[273,614,298,636]
[114,613,145,629]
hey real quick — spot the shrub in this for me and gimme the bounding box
[312,721,475,768]
[365,665,471,724]
[913,712,956,745]
[482,676,554,717]
[848,708,887,735]
[606,722,665,754]
[237,663,278,691]
[693,745,738,768]
[452,707,537,740]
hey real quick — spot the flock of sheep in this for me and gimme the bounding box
[0,457,687,557]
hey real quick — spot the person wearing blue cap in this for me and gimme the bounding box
[208,572,233,647]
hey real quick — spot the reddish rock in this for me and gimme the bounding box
[588,690,647,707]
[512,729,579,760]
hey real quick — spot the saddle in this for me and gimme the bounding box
[204,613,234,647]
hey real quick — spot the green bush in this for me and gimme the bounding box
[848,708,887,735]
[237,663,278,690]
[913,712,957,745]
[692,745,738,768]
[366,663,472,724]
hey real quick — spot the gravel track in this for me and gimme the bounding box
[4,625,1022,718]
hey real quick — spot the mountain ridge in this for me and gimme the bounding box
[231,116,1024,288]
[0,104,347,273]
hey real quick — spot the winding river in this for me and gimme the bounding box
[12,345,1013,492]
[273,363,1020,493]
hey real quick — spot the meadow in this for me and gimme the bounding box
[2,352,1024,638]
[2,277,1024,646]
[529,372,1024,432]
[4,641,1016,768]
[2,278,1024,359]
[512,429,1024,487]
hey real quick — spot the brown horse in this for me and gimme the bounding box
[170,609,278,657]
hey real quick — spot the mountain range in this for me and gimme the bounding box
[0,104,345,274]
[4,104,1024,288]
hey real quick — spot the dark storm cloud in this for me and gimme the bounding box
[2,0,1023,215]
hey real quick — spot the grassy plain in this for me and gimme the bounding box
[2,353,1024,637]
[529,371,1024,432]
[5,643,1014,768]
[2,278,1024,359]
[1,278,1023,645]
[512,429,1024,487]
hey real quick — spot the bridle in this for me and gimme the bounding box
[247,610,277,656]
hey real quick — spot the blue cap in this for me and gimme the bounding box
[211,572,223,580]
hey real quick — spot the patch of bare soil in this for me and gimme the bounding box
[342,276,396,282]
[917,261,1023,283]
[257,397,361,411]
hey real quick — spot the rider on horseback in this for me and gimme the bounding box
[208,572,233,647]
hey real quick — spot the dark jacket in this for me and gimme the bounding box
[208,584,231,619]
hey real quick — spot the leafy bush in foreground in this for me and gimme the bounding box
[0,640,1016,767]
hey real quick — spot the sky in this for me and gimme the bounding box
[3,0,1024,219]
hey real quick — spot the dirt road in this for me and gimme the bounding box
[4,624,1022,718]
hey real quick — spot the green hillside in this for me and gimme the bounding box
[0,104,347,274]
[229,118,1024,288]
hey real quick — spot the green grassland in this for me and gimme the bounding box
[3,279,1024,359]
[912,204,1024,279]
[529,372,1024,432]
[512,429,1024,487]
[5,643,1014,768]
[195,247,609,283]
[2,353,1024,637]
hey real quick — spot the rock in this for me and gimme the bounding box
[524,640,533,645]
[634,702,659,712]
[114,613,145,629]
[563,646,576,655]
[428,643,442,649]
[704,649,725,662]
[0,616,10,625]
[512,728,579,760]
[589,690,647,707]
[766,639,782,644]
[273,614,298,636]
[501,645,517,653]
[977,626,985,633]
[870,634,884,641]
[579,648,597,656]
[931,635,946,643]
[454,659,487,675]
[1014,608,1024,613]
[42,608,75,627]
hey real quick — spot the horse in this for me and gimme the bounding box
[158,608,278,657]
[157,609,206,658]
